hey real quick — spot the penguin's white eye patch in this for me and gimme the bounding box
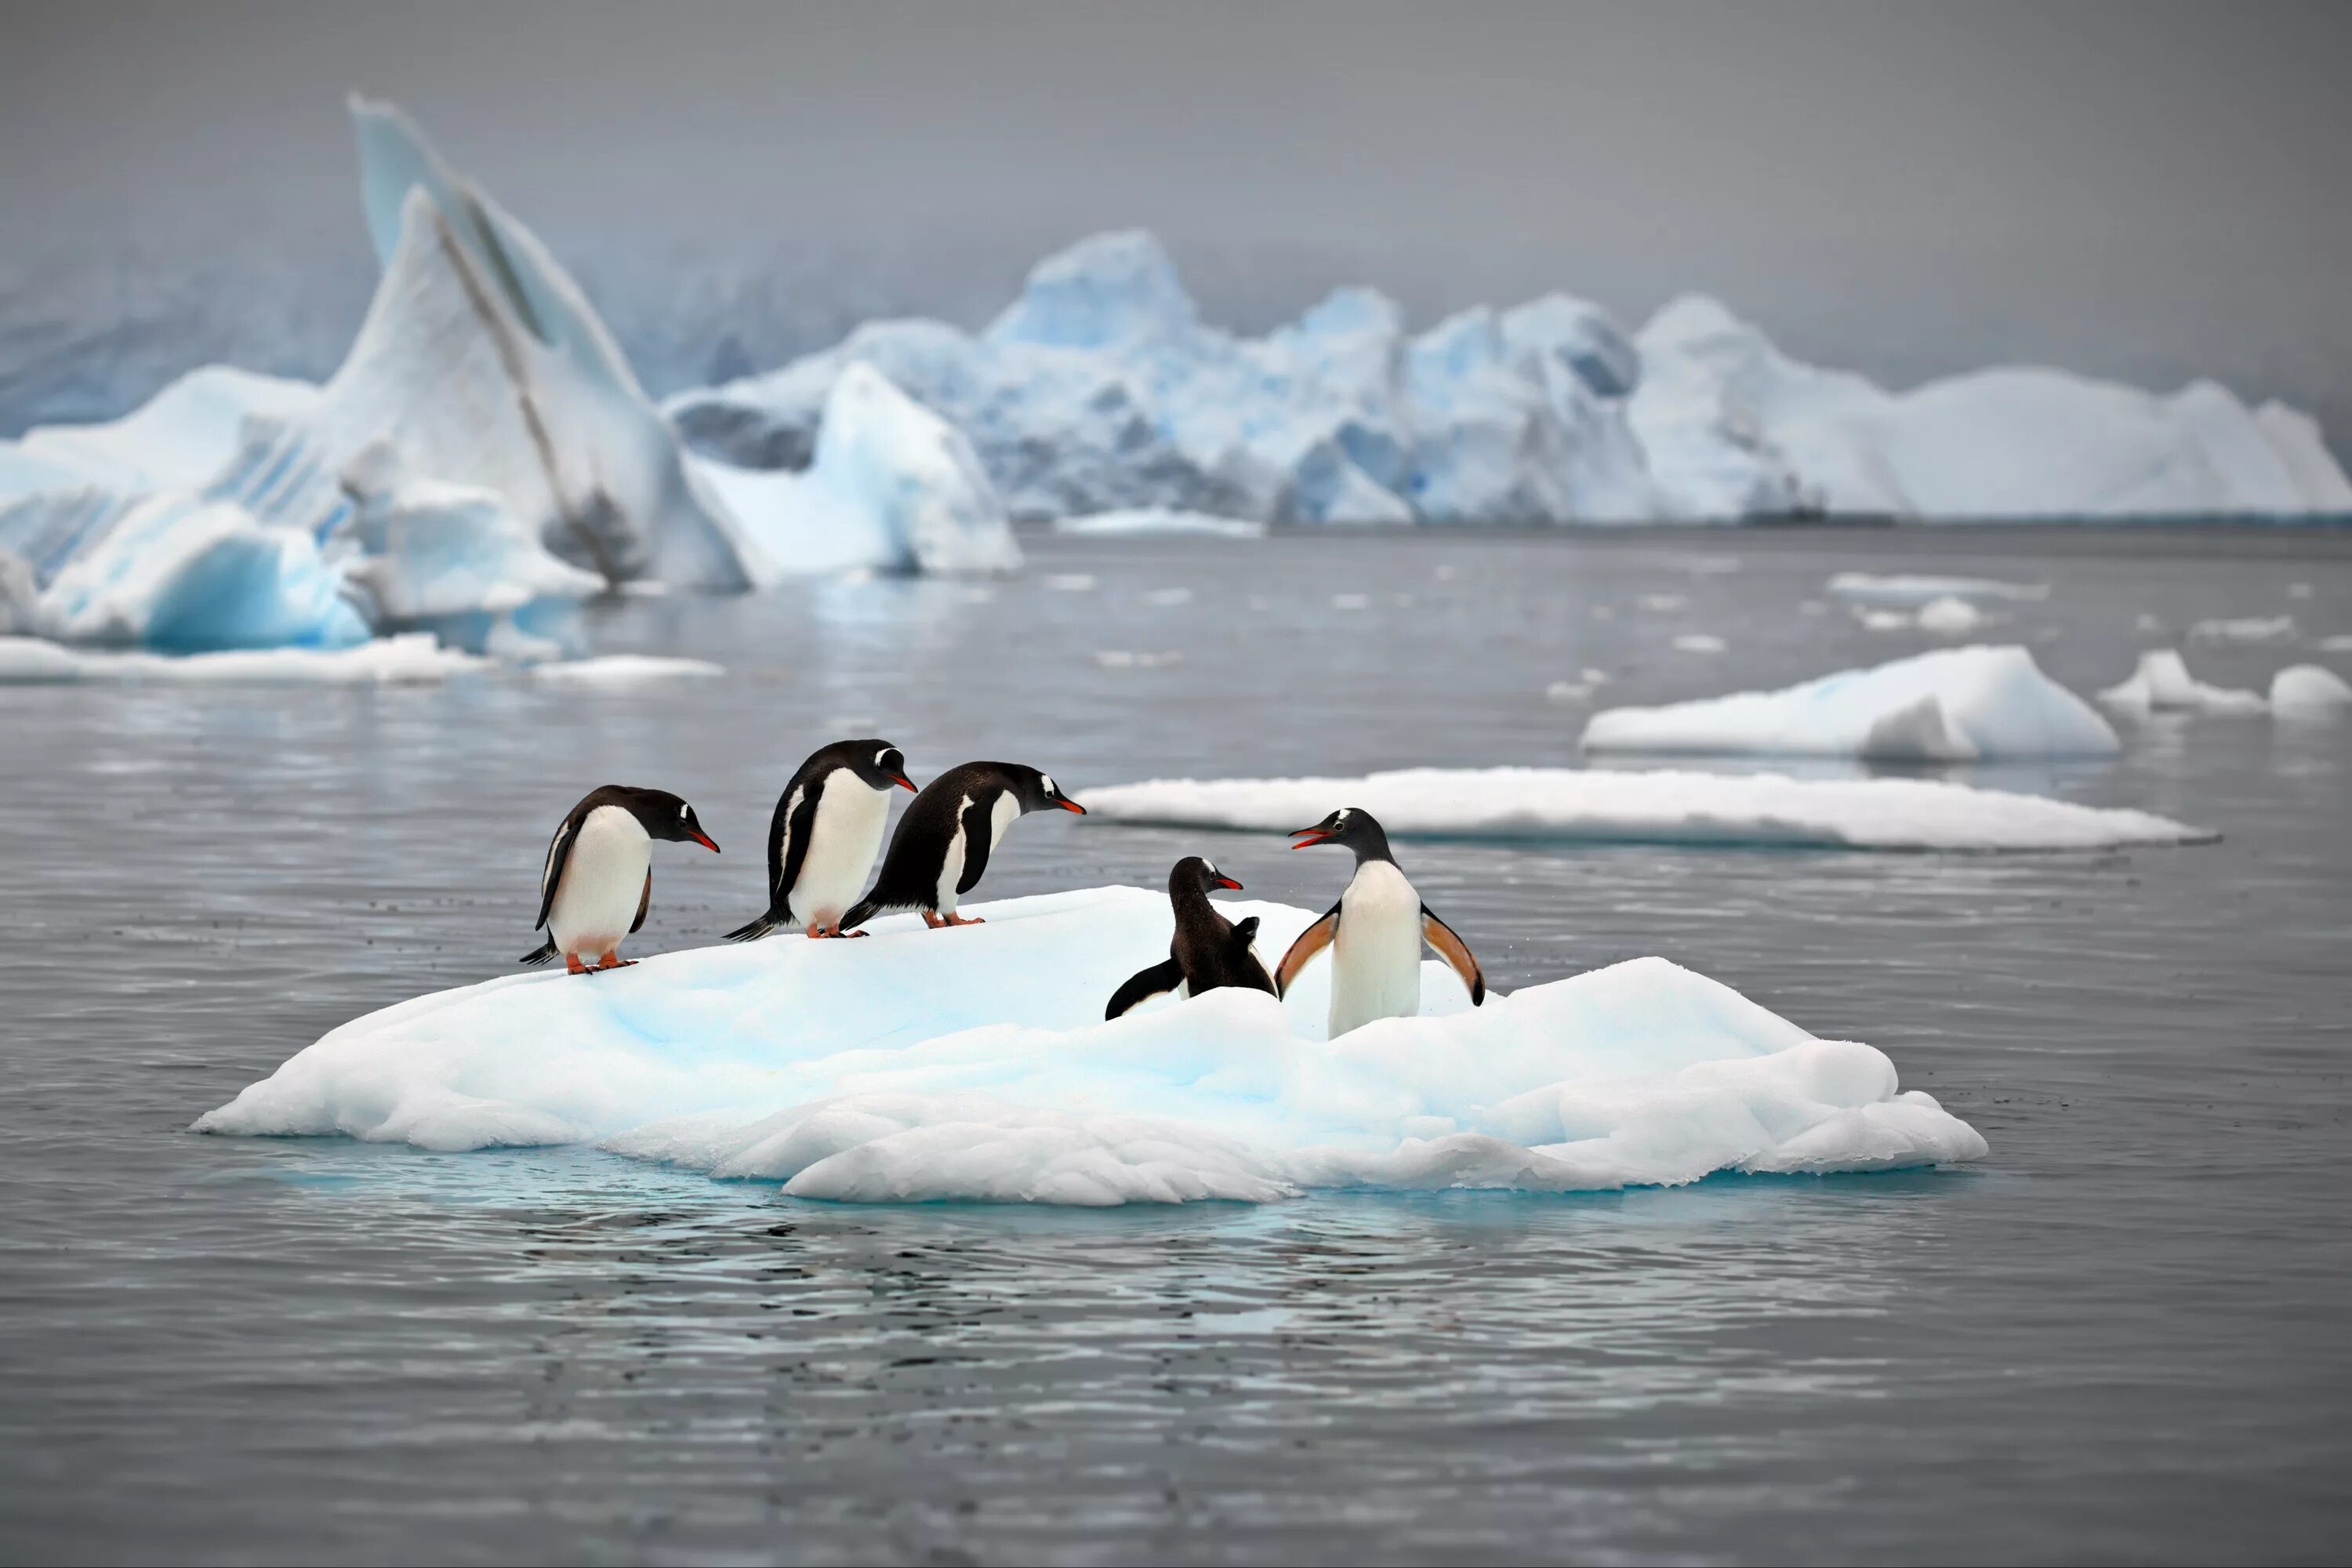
[874,748,890,769]
[1041,774,1057,795]
[1334,808,1350,826]
[678,804,689,819]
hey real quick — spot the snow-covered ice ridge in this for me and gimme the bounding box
[1583,645,2121,762]
[671,230,2352,525]
[194,886,1986,1203]
[0,99,1017,656]
[1080,768,2211,852]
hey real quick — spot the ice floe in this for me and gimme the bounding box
[0,632,485,684]
[1052,508,1268,539]
[1825,572,2050,608]
[2187,615,2298,647]
[1079,768,2211,851]
[2268,663,2352,715]
[1581,645,2119,762]
[2098,650,2267,715]
[526,655,725,684]
[194,885,1987,1202]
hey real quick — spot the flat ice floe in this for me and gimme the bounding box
[1582,644,2118,761]
[1052,508,1268,539]
[1826,572,2049,608]
[0,633,485,684]
[1079,768,2212,851]
[195,886,1986,1203]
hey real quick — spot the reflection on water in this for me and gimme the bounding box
[2,527,2348,1563]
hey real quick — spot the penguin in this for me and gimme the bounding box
[519,786,720,974]
[1274,807,1485,1037]
[1105,856,1277,1018]
[839,761,1084,931]
[724,739,917,942]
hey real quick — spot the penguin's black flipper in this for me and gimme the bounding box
[1421,906,1486,1005]
[1274,902,1341,998]
[630,870,652,935]
[1106,957,1186,1020]
[1227,916,1277,996]
[953,793,996,896]
[535,818,579,931]
[519,937,560,967]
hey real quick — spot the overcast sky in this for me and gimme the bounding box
[5,1,2349,435]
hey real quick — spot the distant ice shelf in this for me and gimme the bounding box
[1079,767,2212,852]
[194,885,1987,1203]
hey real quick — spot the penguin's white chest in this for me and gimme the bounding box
[790,775,891,928]
[935,792,1019,914]
[548,806,651,956]
[1329,859,1423,1037]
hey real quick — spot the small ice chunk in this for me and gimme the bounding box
[1044,574,1098,592]
[529,656,725,684]
[1639,593,1689,612]
[1332,593,1371,610]
[2269,663,2352,714]
[1826,573,2049,608]
[1052,509,1266,539]
[1143,587,1195,607]
[1672,633,1726,654]
[2319,635,2352,652]
[2098,650,2267,714]
[2187,615,2297,646]
[1915,596,1987,634]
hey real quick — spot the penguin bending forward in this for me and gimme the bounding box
[724,739,917,942]
[520,786,720,974]
[839,762,1084,931]
[1105,856,1276,1018]
[1275,807,1485,1037]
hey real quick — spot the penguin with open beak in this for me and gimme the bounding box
[1276,807,1484,1036]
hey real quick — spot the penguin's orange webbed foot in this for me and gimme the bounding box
[596,953,634,970]
[943,913,985,927]
[921,911,948,929]
[564,953,590,976]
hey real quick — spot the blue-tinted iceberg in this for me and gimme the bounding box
[1581,645,2121,761]
[194,884,1986,1203]
[670,230,1661,526]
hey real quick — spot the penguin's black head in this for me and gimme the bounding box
[630,789,720,853]
[1011,765,1086,815]
[1172,855,1243,895]
[1288,806,1390,862]
[847,740,917,794]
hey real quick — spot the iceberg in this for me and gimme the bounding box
[1632,296,2352,519]
[0,98,1013,655]
[2270,663,2352,714]
[670,230,1661,527]
[1079,768,2212,852]
[2099,650,2267,715]
[1581,645,2121,762]
[194,885,1987,1202]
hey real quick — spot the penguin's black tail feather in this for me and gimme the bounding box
[518,938,560,967]
[724,911,782,943]
[838,895,891,933]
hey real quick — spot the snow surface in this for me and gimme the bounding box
[2099,650,2267,715]
[1581,645,2119,762]
[194,885,1986,1202]
[2269,663,2352,714]
[1079,768,2211,852]
[1052,508,1268,539]
[1826,572,2050,608]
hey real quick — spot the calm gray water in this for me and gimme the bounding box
[3,527,2348,1565]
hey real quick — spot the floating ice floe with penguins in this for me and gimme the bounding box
[195,885,1987,1204]
[0,97,1018,664]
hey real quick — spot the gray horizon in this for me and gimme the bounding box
[5,0,2349,449]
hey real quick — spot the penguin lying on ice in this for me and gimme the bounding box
[1276,807,1485,1036]
[724,739,917,942]
[840,761,1084,931]
[520,786,720,974]
[1105,855,1276,1018]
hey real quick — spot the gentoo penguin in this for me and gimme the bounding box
[724,739,917,942]
[519,786,720,974]
[1105,856,1277,1018]
[839,761,1084,931]
[1275,807,1485,1036]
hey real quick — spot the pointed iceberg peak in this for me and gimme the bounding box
[986,229,1199,350]
[1639,292,1759,349]
[347,95,465,272]
[1290,285,1404,343]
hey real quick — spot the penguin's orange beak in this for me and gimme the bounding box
[1214,874,1243,891]
[691,830,720,853]
[1057,798,1086,813]
[891,773,917,793]
[1290,828,1330,848]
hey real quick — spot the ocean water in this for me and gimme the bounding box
[2,526,2347,1564]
